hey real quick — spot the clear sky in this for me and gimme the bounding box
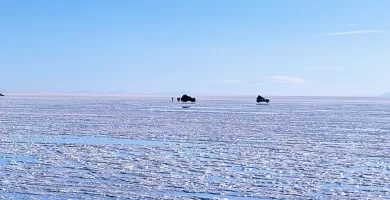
[1,0,389,96]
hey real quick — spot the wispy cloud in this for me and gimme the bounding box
[306,66,389,71]
[337,24,357,28]
[264,76,309,84]
[218,76,309,85]
[305,66,345,70]
[321,30,385,36]
[217,79,253,84]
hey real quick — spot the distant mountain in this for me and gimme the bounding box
[73,90,91,93]
[381,92,390,97]
[157,91,191,96]
[107,90,126,94]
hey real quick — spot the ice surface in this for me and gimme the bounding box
[1,96,390,199]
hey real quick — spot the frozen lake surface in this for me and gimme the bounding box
[1,95,390,199]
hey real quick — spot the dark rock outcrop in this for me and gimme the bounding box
[181,94,196,102]
[256,95,269,103]
[0,93,4,97]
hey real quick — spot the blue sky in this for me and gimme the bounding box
[1,0,389,96]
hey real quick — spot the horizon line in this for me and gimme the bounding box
[1,92,386,98]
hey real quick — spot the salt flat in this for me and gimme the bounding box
[1,96,390,199]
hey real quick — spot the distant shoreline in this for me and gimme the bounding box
[3,92,386,99]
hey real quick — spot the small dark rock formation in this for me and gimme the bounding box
[256,95,269,103]
[0,93,4,97]
[181,94,196,102]
[177,97,181,102]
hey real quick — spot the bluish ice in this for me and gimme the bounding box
[1,95,390,199]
